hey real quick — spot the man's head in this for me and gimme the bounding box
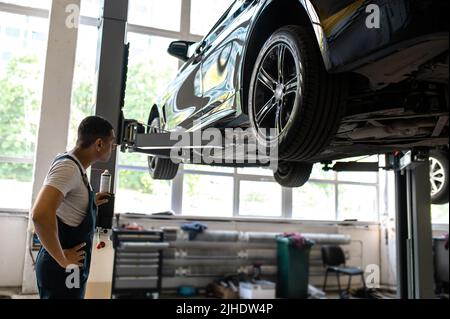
[76,116,116,162]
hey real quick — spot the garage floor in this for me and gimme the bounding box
[0,288,38,299]
[0,287,397,299]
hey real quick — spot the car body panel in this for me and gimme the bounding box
[317,0,448,72]
[157,0,258,132]
[198,0,258,127]
[159,52,204,131]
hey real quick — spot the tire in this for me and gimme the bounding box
[274,161,313,188]
[248,25,347,161]
[147,117,179,180]
[430,150,449,205]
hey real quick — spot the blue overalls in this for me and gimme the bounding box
[35,154,97,299]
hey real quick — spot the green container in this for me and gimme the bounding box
[276,237,314,299]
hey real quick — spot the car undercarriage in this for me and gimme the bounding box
[314,77,449,162]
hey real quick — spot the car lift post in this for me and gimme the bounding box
[394,150,435,299]
[326,151,436,298]
[91,0,129,229]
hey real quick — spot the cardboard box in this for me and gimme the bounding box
[210,282,239,299]
[239,281,276,299]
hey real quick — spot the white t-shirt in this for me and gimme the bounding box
[43,152,90,227]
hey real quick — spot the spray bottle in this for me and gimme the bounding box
[97,169,112,249]
[99,169,111,194]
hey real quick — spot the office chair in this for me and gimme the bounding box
[321,245,366,298]
[433,236,449,297]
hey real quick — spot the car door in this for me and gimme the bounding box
[198,0,259,128]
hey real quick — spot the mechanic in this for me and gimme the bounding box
[32,116,115,299]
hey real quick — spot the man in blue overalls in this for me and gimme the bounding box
[32,116,115,299]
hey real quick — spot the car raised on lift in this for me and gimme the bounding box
[143,0,449,203]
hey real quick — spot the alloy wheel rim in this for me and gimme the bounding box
[430,157,445,195]
[252,42,302,142]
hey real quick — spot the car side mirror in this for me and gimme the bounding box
[168,40,196,62]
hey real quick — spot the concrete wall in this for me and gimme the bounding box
[0,212,29,287]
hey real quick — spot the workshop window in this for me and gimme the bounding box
[119,153,149,170]
[182,174,234,217]
[31,31,46,42]
[239,180,282,217]
[80,0,101,18]
[117,33,179,195]
[0,11,48,210]
[128,0,182,32]
[1,51,12,62]
[0,162,33,210]
[5,26,20,37]
[337,171,378,184]
[190,0,234,36]
[431,204,449,225]
[122,33,178,124]
[185,164,234,174]
[310,164,336,180]
[116,169,172,214]
[67,24,99,147]
[338,184,378,221]
[236,167,273,176]
[292,182,336,221]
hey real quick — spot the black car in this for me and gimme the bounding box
[144,0,449,193]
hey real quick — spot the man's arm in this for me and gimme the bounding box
[32,185,85,268]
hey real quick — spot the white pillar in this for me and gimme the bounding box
[21,0,80,294]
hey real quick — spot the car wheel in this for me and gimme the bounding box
[248,25,347,161]
[147,117,179,180]
[274,161,313,187]
[430,150,449,205]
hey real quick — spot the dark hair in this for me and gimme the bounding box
[77,116,114,149]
